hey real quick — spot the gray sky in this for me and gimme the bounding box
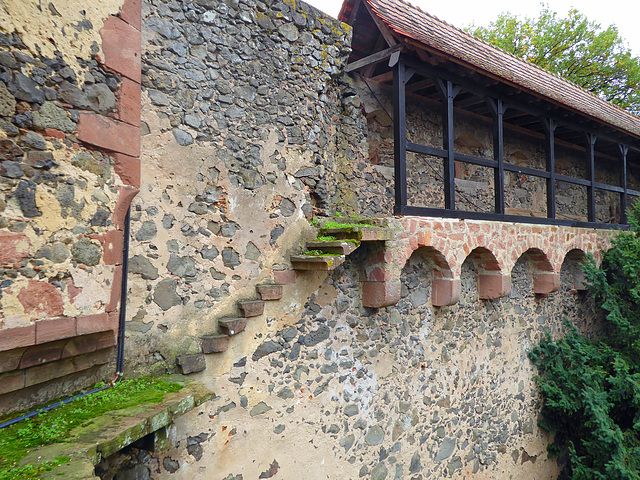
[305,0,640,55]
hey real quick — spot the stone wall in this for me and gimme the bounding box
[110,219,605,479]
[0,0,142,414]
[123,0,357,373]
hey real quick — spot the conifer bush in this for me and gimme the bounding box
[529,204,640,479]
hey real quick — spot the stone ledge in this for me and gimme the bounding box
[17,376,213,480]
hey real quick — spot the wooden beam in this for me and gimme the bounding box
[586,133,597,222]
[345,45,402,73]
[487,98,505,215]
[348,0,362,24]
[436,80,461,210]
[620,144,629,223]
[542,118,557,219]
[363,1,399,47]
[393,59,408,212]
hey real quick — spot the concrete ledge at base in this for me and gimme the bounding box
[18,376,214,480]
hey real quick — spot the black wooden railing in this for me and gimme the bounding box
[392,56,640,229]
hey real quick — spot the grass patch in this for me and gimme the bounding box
[0,377,182,480]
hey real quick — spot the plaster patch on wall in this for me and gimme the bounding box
[0,0,124,78]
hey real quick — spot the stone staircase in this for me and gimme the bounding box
[176,219,393,374]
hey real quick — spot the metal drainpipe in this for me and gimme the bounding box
[0,206,132,429]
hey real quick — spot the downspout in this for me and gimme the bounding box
[0,206,132,429]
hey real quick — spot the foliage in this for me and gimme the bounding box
[0,377,182,480]
[468,5,640,114]
[529,203,640,479]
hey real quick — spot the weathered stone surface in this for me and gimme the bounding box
[252,340,283,361]
[32,101,75,132]
[365,425,384,446]
[72,238,102,266]
[167,254,196,278]
[129,255,159,280]
[154,278,181,311]
[0,81,16,117]
[176,354,206,374]
[135,221,157,241]
[173,128,193,146]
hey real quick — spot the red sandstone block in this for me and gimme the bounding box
[17,280,65,318]
[1,325,36,351]
[62,334,99,358]
[95,330,117,351]
[256,284,283,301]
[36,317,77,344]
[0,231,29,266]
[112,186,140,230]
[107,266,123,313]
[273,270,297,285]
[0,347,27,374]
[478,274,511,300]
[367,266,385,282]
[77,313,113,335]
[362,280,401,308]
[115,77,141,127]
[119,0,142,30]
[76,112,140,157]
[112,152,141,188]
[43,128,66,139]
[25,358,76,387]
[100,16,141,82]
[201,334,230,353]
[103,230,124,265]
[432,278,460,307]
[238,300,265,317]
[72,347,113,372]
[176,354,206,374]
[19,341,65,369]
[0,370,25,395]
[533,273,560,295]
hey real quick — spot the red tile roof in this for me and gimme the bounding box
[339,0,640,139]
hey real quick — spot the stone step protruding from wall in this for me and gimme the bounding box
[290,255,346,271]
[218,317,247,336]
[256,284,283,300]
[237,300,265,317]
[320,226,394,242]
[200,334,230,353]
[306,240,359,255]
[176,354,206,374]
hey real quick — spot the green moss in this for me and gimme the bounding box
[0,377,182,480]
[304,250,337,257]
[314,235,337,242]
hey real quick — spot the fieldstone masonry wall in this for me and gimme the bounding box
[0,0,631,478]
[0,0,142,414]
[124,0,355,373]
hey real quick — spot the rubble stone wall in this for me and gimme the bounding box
[0,0,142,414]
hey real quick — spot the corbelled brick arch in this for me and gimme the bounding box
[361,217,617,308]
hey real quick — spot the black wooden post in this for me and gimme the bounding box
[487,98,505,214]
[585,133,597,222]
[543,119,557,219]
[620,144,628,224]
[393,59,407,214]
[438,80,460,210]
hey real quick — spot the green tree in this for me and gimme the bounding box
[529,202,640,479]
[468,6,640,115]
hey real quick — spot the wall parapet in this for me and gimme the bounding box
[362,216,615,307]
